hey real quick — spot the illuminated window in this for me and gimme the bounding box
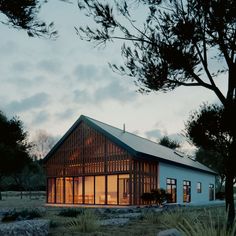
[47,178,55,203]
[197,182,202,193]
[84,176,94,204]
[166,178,177,203]
[107,175,117,204]
[95,176,105,204]
[183,180,191,203]
[74,177,83,204]
[118,174,130,205]
[65,178,73,204]
[56,178,64,203]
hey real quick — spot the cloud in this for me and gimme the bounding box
[145,129,163,140]
[73,89,92,104]
[37,60,62,73]
[56,108,75,120]
[5,92,50,113]
[73,79,137,105]
[11,61,32,72]
[0,40,19,55]
[74,64,98,81]
[31,110,50,125]
[94,80,137,103]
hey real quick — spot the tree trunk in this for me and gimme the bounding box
[225,172,235,227]
[0,177,2,200]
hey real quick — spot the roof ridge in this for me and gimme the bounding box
[84,115,182,154]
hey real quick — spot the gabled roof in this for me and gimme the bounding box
[44,115,216,175]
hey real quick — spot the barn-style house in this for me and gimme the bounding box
[44,115,216,205]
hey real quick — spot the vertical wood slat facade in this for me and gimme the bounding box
[45,121,158,205]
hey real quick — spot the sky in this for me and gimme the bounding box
[0,1,224,154]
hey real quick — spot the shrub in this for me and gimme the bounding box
[141,192,154,204]
[1,210,19,222]
[141,188,171,205]
[215,191,225,200]
[67,210,99,233]
[1,209,42,222]
[58,208,82,217]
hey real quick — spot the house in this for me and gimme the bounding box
[44,115,216,205]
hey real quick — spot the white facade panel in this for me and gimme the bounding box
[159,162,216,204]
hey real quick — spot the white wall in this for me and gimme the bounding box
[159,162,216,204]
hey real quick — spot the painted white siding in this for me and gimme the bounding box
[159,162,216,204]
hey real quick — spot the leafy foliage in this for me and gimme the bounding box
[0,0,57,38]
[141,188,171,205]
[159,136,180,149]
[0,111,32,200]
[77,0,235,104]
[185,104,235,177]
[185,103,236,225]
[0,111,31,176]
[77,0,236,224]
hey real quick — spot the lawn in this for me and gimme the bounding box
[0,191,235,236]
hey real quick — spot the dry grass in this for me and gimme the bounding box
[0,192,234,236]
[0,191,45,210]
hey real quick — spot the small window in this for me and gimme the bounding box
[183,180,191,203]
[197,182,202,193]
[166,178,177,203]
[209,184,214,201]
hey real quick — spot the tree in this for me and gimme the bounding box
[185,103,235,223]
[195,147,226,192]
[159,136,180,149]
[77,0,236,224]
[31,129,57,160]
[0,111,32,200]
[0,0,57,38]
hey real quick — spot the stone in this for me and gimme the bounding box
[157,228,182,236]
[99,218,129,226]
[0,219,50,236]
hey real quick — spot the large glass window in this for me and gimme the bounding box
[95,176,105,204]
[107,175,117,204]
[56,178,64,203]
[209,184,214,201]
[84,176,94,204]
[166,178,177,203]
[183,180,191,203]
[47,178,55,203]
[65,177,73,204]
[119,174,130,205]
[74,177,83,204]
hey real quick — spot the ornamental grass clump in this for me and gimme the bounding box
[159,207,236,236]
[58,208,83,217]
[67,209,99,233]
[177,209,236,236]
[141,210,160,224]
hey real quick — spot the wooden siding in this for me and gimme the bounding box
[46,121,131,176]
[45,121,158,205]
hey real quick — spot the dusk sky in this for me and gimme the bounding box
[0,1,224,153]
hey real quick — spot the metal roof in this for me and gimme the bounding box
[44,115,216,175]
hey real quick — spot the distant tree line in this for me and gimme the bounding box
[0,111,52,200]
